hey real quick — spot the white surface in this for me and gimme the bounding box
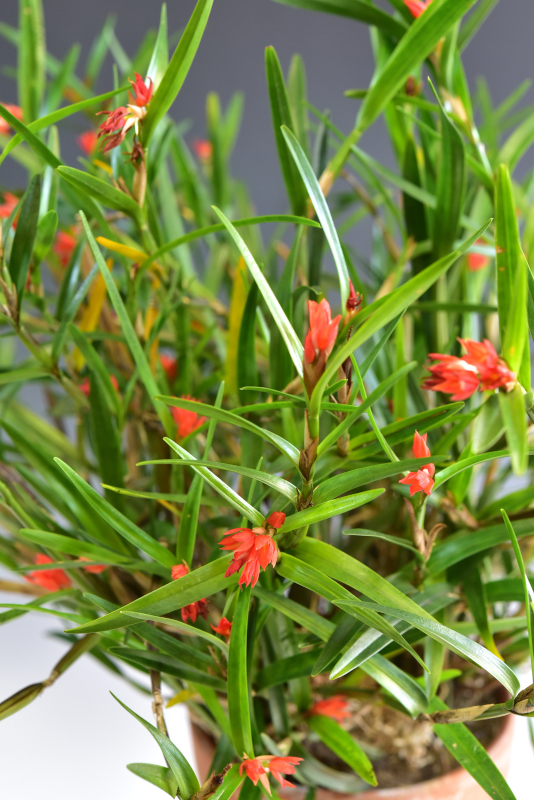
[0,598,533,798]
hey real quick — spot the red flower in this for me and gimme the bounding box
[310,695,350,722]
[79,374,119,397]
[305,299,341,364]
[78,556,106,574]
[129,73,153,107]
[77,130,98,156]
[266,511,286,530]
[459,338,516,392]
[404,0,431,18]
[192,139,213,162]
[303,299,341,394]
[240,755,303,795]
[97,74,152,153]
[54,231,77,267]
[422,353,481,400]
[160,354,177,384]
[399,431,435,496]
[171,396,206,439]
[423,339,515,400]
[25,554,71,592]
[211,617,232,638]
[171,562,209,623]
[467,241,490,272]
[0,104,23,136]
[220,512,285,589]
[0,191,19,224]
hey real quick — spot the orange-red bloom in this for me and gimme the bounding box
[79,374,119,397]
[305,299,341,364]
[193,139,213,162]
[25,554,71,592]
[78,556,106,574]
[423,339,515,400]
[220,512,285,589]
[211,617,232,638]
[240,755,303,795]
[54,231,77,267]
[303,299,341,394]
[467,240,490,272]
[97,74,152,153]
[77,130,98,156]
[310,695,350,722]
[0,104,23,136]
[160,354,177,384]
[405,0,431,18]
[171,562,209,623]
[0,191,19,224]
[399,431,435,497]
[171,396,206,439]
[459,338,516,393]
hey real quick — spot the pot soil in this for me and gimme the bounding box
[191,710,514,800]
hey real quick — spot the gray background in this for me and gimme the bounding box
[1,1,533,797]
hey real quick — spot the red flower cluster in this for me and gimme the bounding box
[171,562,209,623]
[399,431,435,497]
[310,695,350,722]
[303,298,341,394]
[25,555,71,592]
[97,74,153,153]
[171,396,206,439]
[404,0,432,18]
[54,231,77,267]
[77,130,98,156]
[220,512,286,589]
[211,617,232,638]
[422,339,515,401]
[0,104,23,136]
[240,754,303,794]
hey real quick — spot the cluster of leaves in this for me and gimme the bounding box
[0,1,533,799]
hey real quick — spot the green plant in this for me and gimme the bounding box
[0,1,533,798]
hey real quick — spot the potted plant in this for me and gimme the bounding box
[0,1,532,798]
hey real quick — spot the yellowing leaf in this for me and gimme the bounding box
[72,267,108,371]
[225,257,248,394]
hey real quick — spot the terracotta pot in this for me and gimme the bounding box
[191,713,515,800]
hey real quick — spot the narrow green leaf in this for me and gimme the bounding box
[121,611,228,656]
[271,0,406,38]
[54,458,176,567]
[142,0,214,145]
[57,167,142,223]
[282,125,350,303]
[146,4,168,90]
[277,490,384,534]
[265,47,307,215]
[127,763,177,797]
[212,206,305,378]
[335,600,520,697]
[501,511,534,685]
[228,586,253,756]
[308,714,377,785]
[112,693,200,799]
[79,212,174,435]
[18,0,45,123]
[67,556,234,634]
[357,0,478,132]
[431,697,517,800]
[8,173,41,304]
[498,386,528,476]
